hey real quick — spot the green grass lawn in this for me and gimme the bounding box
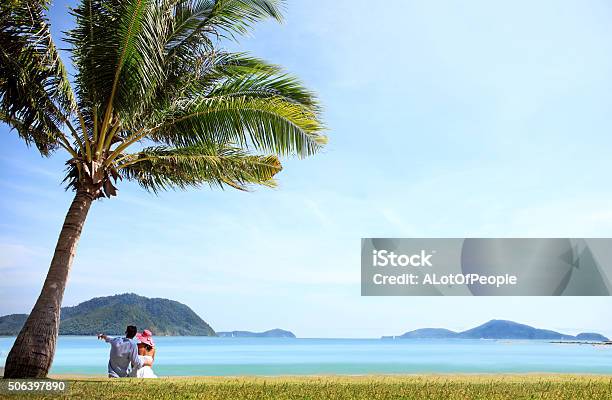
[3,375,612,399]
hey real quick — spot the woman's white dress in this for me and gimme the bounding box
[132,355,157,378]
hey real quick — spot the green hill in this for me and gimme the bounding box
[455,320,575,340]
[0,293,216,336]
[396,320,609,341]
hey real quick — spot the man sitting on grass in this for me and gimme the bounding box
[98,325,152,378]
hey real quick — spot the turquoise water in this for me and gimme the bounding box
[1,336,611,376]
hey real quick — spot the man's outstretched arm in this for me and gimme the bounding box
[97,334,113,343]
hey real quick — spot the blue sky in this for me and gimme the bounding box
[2,0,612,338]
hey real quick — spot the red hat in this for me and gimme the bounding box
[136,329,155,347]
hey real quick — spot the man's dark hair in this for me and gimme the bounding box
[125,325,137,339]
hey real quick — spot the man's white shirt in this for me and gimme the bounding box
[105,336,142,378]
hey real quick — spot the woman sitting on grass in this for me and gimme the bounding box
[131,330,157,378]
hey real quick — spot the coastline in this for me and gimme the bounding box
[550,341,612,346]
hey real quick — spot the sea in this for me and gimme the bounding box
[1,336,611,376]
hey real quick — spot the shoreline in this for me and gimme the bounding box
[550,341,612,345]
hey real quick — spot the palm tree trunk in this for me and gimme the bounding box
[3,189,95,378]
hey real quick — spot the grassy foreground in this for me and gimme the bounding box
[3,375,612,400]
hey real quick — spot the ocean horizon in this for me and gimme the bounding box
[2,336,611,376]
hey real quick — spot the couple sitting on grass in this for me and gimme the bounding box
[98,325,157,378]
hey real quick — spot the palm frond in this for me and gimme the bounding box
[167,0,283,55]
[0,0,77,155]
[67,0,284,129]
[140,52,310,128]
[118,142,282,192]
[150,95,326,157]
[67,0,167,126]
[207,0,284,38]
[207,70,319,108]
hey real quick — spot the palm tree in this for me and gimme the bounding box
[0,0,325,378]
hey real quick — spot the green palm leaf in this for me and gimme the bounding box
[150,95,325,157]
[0,0,77,155]
[68,0,158,123]
[208,69,319,108]
[118,143,282,192]
[167,0,283,54]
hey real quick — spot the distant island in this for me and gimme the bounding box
[385,320,609,341]
[217,329,296,338]
[0,293,216,336]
